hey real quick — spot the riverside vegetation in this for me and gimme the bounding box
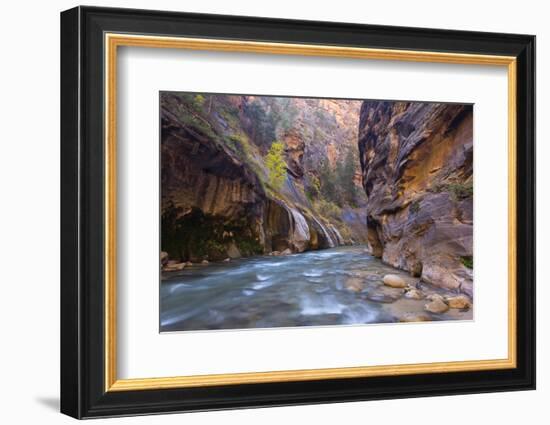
[160,93,473,331]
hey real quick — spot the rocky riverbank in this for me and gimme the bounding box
[358,101,474,296]
[160,245,472,332]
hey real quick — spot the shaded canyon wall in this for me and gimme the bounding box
[161,93,360,262]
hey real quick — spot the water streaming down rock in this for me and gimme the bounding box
[159,93,476,331]
[161,94,363,262]
[309,215,336,248]
[329,225,345,246]
[288,206,311,252]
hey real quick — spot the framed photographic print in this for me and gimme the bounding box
[60,6,536,419]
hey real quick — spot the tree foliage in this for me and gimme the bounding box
[318,160,337,202]
[244,101,277,148]
[265,141,287,190]
[318,147,360,207]
[336,148,359,206]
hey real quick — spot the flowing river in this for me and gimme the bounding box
[160,245,472,332]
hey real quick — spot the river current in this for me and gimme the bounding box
[160,245,471,332]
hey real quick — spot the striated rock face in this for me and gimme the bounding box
[282,129,305,178]
[358,101,473,296]
[161,93,356,262]
[161,106,265,221]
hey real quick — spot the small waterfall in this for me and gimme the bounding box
[288,207,311,252]
[330,225,345,245]
[310,215,336,248]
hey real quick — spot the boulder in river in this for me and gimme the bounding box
[163,262,185,272]
[366,285,405,303]
[424,297,449,314]
[382,274,407,288]
[281,248,293,256]
[445,295,472,309]
[426,293,445,302]
[344,278,365,293]
[201,259,209,265]
[404,288,424,300]
[398,312,432,322]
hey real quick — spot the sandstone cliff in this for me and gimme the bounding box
[358,101,473,296]
[161,93,365,262]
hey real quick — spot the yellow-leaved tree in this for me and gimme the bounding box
[265,141,287,191]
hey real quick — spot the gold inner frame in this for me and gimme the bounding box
[104,33,517,392]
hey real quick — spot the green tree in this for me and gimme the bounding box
[319,160,338,203]
[336,148,359,205]
[244,101,276,148]
[265,141,287,190]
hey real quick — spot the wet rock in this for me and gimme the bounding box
[329,224,345,246]
[163,262,185,272]
[424,297,449,314]
[366,285,405,303]
[270,251,281,256]
[289,207,311,252]
[264,200,331,253]
[160,251,169,266]
[410,261,423,277]
[404,288,424,300]
[344,278,365,293]
[201,260,209,265]
[280,248,293,256]
[446,295,472,309]
[226,242,241,259]
[382,274,407,288]
[223,258,231,263]
[426,293,445,302]
[399,312,432,322]
[185,261,193,266]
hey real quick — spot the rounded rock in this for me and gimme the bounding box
[398,313,432,322]
[446,295,472,309]
[404,289,424,300]
[163,262,185,272]
[344,278,364,293]
[382,274,407,288]
[424,298,449,314]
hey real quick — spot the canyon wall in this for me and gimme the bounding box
[161,93,364,262]
[358,101,473,296]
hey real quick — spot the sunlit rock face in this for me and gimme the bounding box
[358,101,473,296]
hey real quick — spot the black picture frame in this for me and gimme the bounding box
[61,5,535,419]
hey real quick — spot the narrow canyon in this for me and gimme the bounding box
[159,93,473,330]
